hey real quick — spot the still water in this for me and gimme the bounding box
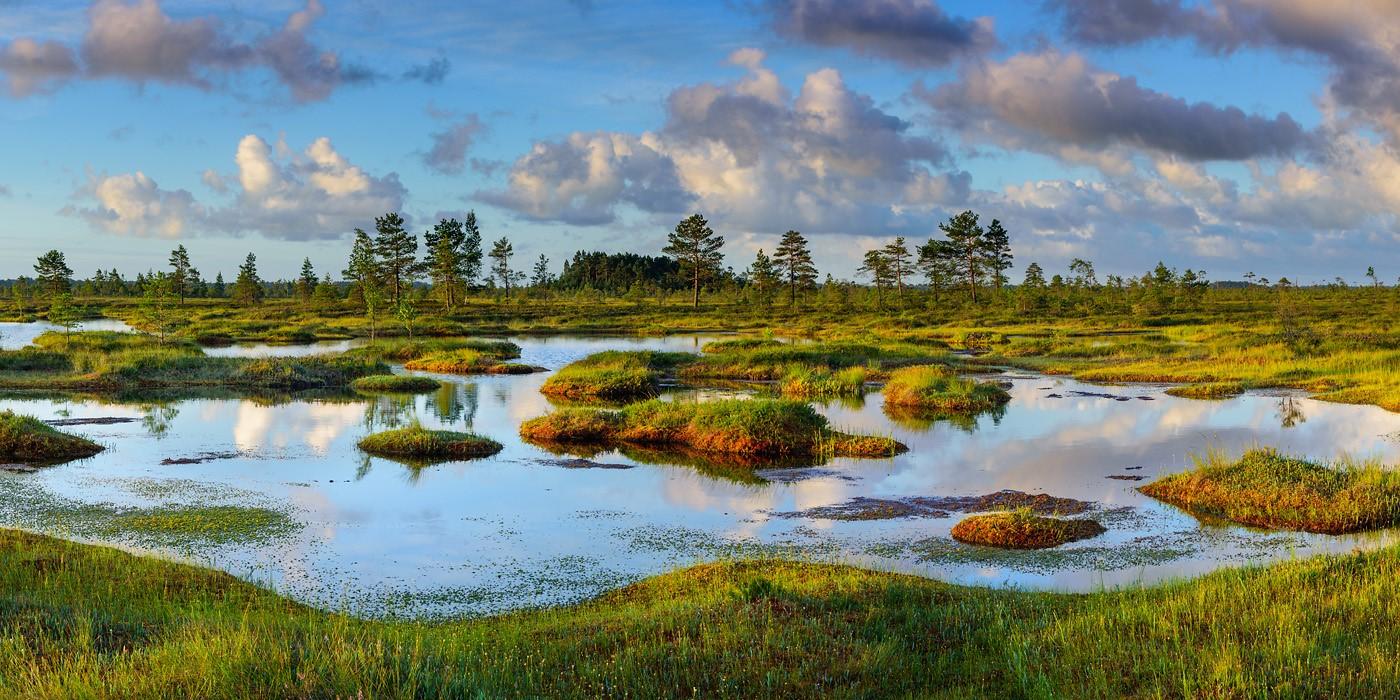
[2,328,1399,617]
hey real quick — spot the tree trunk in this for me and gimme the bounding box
[691,269,700,308]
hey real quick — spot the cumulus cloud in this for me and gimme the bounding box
[65,171,204,238]
[422,114,486,174]
[1047,0,1400,144]
[0,38,79,96]
[0,0,379,102]
[482,49,961,233]
[765,0,996,66]
[926,50,1312,162]
[67,134,405,240]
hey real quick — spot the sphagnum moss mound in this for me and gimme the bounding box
[358,425,503,461]
[520,398,906,459]
[0,410,104,464]
[1139,448,1400,534]
[950,510,1107,549]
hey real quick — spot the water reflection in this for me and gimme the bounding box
[0,332,1397,618]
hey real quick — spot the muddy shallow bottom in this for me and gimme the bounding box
[1,332,1399,618]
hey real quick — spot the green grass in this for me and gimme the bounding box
[1139,448,1400,534]
[681,342,942,382]
[401,349,539,375]
[701,337,784,354]
[351,338,521,363]
[358,425,504,462]
[1164,381,1246,399]
[11,528,1400,696]
[540,351,694,401]
[882,365,1011,412]
[779,366,868,398]
[950,510,1107,549]
[520,398,906,459]
[349,375,443,394]
[0,410,103,464]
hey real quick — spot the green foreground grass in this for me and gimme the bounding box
[8,528,1400,697]
[0,411,103,464]
[1140,448,1400,534]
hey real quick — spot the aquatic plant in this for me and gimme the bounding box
[950,510,1106,549]
[1139,448,1400,534]
[0,411,104,464]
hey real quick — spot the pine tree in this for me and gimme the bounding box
[312,273,339,308]
[916,239,956,303]
[138,272,179,343]
[772,230,818,307]
[372,212,420,305]
[424,218,466,311]
[882,237,912,305]
[168,245,197,302]
[232,253,265,306]
[530,254,552,288]
[211,272,225,298]
[747,249,779,304]
[296,258,317,302]
[857,248,893,308]
[461,211,484,288]
[488,237,520,298]
[981,219,1013,295]
[662,213,724,308]
[938,210,984,303]
[33,250,73,297]
[343,228,378,309]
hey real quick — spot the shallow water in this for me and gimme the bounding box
[0,319,134,349]
[3,330,1400,617]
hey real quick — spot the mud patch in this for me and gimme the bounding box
[44,417,138,426]
[753,467,858,484]
[772,489,1096,522]
[160,451,242,466]
[533,458,635,470]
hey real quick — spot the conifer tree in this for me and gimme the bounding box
[772,230,818,307]
[662,213,724,308]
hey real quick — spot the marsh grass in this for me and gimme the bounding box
[681,342,942,382]
[402,349,539,375]
[1140,448,1400,534]
[540,351,694,401]
[12,528,1400,696]
[520,399,906,459]
[779,366,868,398]
[358,425,504,462]
[950,509,1107,549]
[1164,382,1246,399]
[882,365,1011,412]
[0,410,104,464]
[350,375,443,394]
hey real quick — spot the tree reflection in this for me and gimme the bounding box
[1277,395,1306,428]
[140,403,179,439]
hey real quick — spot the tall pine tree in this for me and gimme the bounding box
[232,253,264,306]
[938,210,985,303]
[772,230,817,307]
[662,213,724,308]
[372,212,420,305]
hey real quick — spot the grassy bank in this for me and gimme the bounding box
[1140,448,1400,534]
[0,410,104,464]
[882,365,1011,411]
[8,528,1400,696]
[0,331,387,393]
[520,399,906,459]
[540,351,693,401]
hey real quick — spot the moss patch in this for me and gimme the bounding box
[950,511,1107,549]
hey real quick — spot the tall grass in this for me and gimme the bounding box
[540,351,693,400]
[882,365,1011,411]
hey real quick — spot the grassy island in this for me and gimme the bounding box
[950,510,1107,549]
[520,399,906,459]
[0,410,104,464]
[358,425,504,462]
[882,365,1011,411]
[1139,448,1400,534]
[540,351,693,401]
[350,375,443,393]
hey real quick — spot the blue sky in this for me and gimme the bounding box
[1,0,1396,283]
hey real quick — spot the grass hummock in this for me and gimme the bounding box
[403,349,540,375]
[950,510,1107,549]
[0,410,104,464]
[1139,448,1400,534]
[779,366,868,398]
[540,351,693,401]
[358,425,503,462]
[520,398,906,459]
[349,374,443,394]
[882,365,1011,412]
[1164,382,1246,400]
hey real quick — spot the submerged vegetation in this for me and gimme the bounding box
[520,399,905,459]
[950,510,1107,549]
[0,410,104,464]
[12,529,1400,696]
[1139,448,1400,534]
[358,425,504,462]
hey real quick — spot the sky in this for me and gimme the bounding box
[1,0,1398,284]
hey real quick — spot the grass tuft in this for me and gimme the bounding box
[358,425,503,462]
[882,365,1011,412]
[350,375,443,394]
[950,509,1106,549]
